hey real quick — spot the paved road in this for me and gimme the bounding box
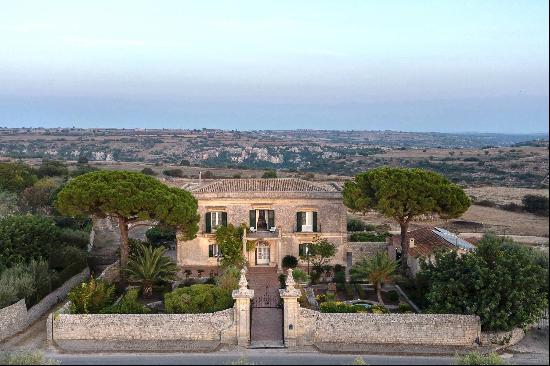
[46,350,457,365]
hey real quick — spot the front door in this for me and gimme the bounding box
[256,245,270,265]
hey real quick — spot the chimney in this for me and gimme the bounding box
[199,171,202,182]
[409,237,415,248]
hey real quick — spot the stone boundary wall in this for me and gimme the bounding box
[297,308,481,349]
[0,299,28,342]
[97,260,119,283]
[347,242,388,265]
[0,268,89,342]
[48,309,237,352]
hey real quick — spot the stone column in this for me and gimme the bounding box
[232,268,254,347]
[279,268,302,347]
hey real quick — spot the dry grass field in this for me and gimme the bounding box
[465,186,549,205]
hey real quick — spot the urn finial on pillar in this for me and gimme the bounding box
[238,268,248,291]
[285,268,296,291]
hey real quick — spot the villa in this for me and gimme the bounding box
[176,178,348,270]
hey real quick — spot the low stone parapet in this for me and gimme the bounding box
[48,309,237,352]
[0,268,90,342]
[297,308,481,350]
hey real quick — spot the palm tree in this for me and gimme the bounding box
[350,252,397,305]
[125,243,178,298]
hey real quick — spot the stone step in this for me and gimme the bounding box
[248,340,286,349]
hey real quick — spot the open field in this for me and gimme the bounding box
[0,128,547,187]
[354,203,549,239]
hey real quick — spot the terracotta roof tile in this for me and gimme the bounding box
[391,227,456,258]
[191,178,339,194]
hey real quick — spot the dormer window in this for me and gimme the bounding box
[296,211,318,232]
[205,211,227,233]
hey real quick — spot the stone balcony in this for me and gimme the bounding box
[245,228,281,239]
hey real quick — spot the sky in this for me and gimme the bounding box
[0,0,548,133]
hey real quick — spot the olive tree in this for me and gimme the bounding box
[55,170,199,282]
[343,167,470,270]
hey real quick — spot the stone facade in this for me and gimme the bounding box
[0,268,89,342]
[296,308,481,349]
[177,179,348,270]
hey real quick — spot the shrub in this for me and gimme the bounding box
[164,284,233,314]
[0,351,60,365]
[398,303,414,313]
[0,215,59,267]
[140,167,157,176]
[387,290,399,303]
[292,268,310,284]
[37,160,68,178]
[57,228,89,249]
[278,274,287,289]
[0,162,37,193]
[349,232,390,242]
[320,301,367,313]
[347,217,366,232]
[500,202,523,213]
[0,264,35,309]
[202,171,216,179]
[522,194,549,216]
[145,225,176,245]
[371,304,389,314]
[476,199,497,208]
[344,284,355,300]
[101,289,150,314]
[27,260,51,307]
[456,351,507,365]
[68,278,115,314]
[163,168,184,177]
[282,255,298,269]
[216,266,240,292]
[333,270,346,285]
[261,170,277,178]
[334,264,345,273]
[421,235,549,331]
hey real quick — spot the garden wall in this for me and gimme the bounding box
[0,267,89,342]
[48,308,237,352]
[347,242,388,265]
[296,308,481,352]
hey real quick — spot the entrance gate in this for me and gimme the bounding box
[248,268,284,347]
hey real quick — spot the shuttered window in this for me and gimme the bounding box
[205,211,227,233]
[208,244,220,257]
[296,211,319,232]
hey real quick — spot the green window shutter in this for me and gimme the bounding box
[299,243,305,256]
[313,212,318,232]
[249,210,256,228]
[222,212,228,227]
[208,244,213,257]
[205,212,212,233]
[268,210,275,228]
[296,212,302,232]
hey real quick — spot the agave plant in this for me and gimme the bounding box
[125,243,178,298]
[350,252,397,305]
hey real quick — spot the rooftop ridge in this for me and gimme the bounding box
[191,178,338,194]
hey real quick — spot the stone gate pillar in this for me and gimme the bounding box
[279,268,302,347]
[232,268,254,347]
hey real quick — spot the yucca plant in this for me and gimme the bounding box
[125,243,178,298]
[350,252,397,305]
